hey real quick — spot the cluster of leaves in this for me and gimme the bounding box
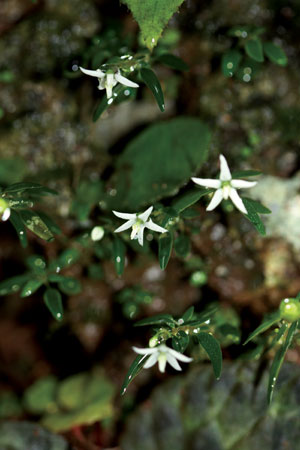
[221,25,287,80]
[0,249,81,321]
[0,370,114,432]
[121,304,242,394]
[244,293,300,403]
[0,182,61,247]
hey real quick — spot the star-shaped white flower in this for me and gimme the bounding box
[113,206,168,246]
[133,344,193,373]
[192,154,257,214]
[79,66,139,99]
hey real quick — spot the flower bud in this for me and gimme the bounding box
[279,298,300,322]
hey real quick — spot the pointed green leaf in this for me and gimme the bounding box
[158,231,173,270]
[242,197,271,214]
[4,182,57,196]
[263,41,287,66]
[93,84,136,122]
[19,210,54,242]
[156,53,189,71]
[57,248,80,268]
[242,197,266,236]
[0,275,30,296]
[172,188,213,213]
[221,49,242,77]
[245,38,264,62]
[37,211,62,235]
[231,170,262,178]
[122,0,185,50]
[267,321,298,403]
[140,68,165,112]
[58,277,81,295]
[197,332,222,379]
[243,312,281,345]
[21,279,44,297]
[43,288,63,321]
[113,236,126,276]
[9,210,28,248]
[121,354,149,395]
[135,314,175,327]
[182,306,194,323]
[26,255,47,273]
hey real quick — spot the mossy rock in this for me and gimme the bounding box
[0,421,68,450]
[121,361,300,450]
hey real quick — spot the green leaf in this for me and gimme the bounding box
[231,170,261,178]
[263,41,287,66]
[243,312,281,345]
[56,248,80,268]
[113,236,126,276]
[19,210,54,242]
[172,331,189,353]
[267,321,298,403]
[172,188,213,213]
[43,288,63,321]
[92,85,135,121]
[121,354,149,395]
[135,314,175,327]
[158,231,173,270]
[221,49,242,77]
[4,182,57,196]
[71,179,103,221]
[156,53,189,71]
[242,197,266,236]
[182,306,194,323]
[122,0,185,50]
[0,275,30,296]
[23,375,58,414]
[174,234,190,258]
[242,197,271,214]
[26,255,47,273]
[197,332,222,379]
[58,277,82,295]
[112,117,211,210]
[140,68,165,112]
[37,211,62,235]
[245,38,264,62]
[9,210,28,248]
[21,279,44,297]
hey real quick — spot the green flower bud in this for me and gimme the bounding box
[279,298,300,322]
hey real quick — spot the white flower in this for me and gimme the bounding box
[192,154,257,215]
[133,344,193,373]
[113,206,168,246]
[79,66,139,99]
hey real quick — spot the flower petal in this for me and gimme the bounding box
[113,210,136,220]
[168,348,193,363]
[166,354,182,371]
[158,354,167,373]
[229,188,248,214]
[114,219,135,233]
[206,189,223,211]
[219,154,232,181]
[145,219,168,234]
[137,226,145,246]
[143,353,159,369]
[79,67,105,78]
[132,346,158,355]
[115,72,139,88]
[230,180,257,189]
[138,206,153,222]
[191,177,221,189]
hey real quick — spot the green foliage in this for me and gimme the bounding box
[196,332,222,379]
[263,41,288,66]
[245,38,264,62]
[111,117,211,209]
[122,0,185,50]
[140,68,165,111]
[155,53,189,71]
[242,197,271,236]
[113,236,126,276]
[43,288,63,321]
[221,49,242,77]
[22,371,115,432]
[158,231,173,269]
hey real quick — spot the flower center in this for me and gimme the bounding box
[221,180,231,200]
